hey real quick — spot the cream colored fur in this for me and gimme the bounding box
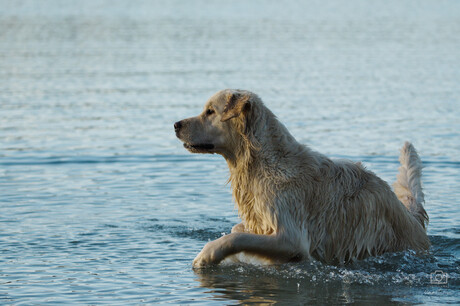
[174,89,430,267]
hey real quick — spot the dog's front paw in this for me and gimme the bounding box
[192,240,225,268]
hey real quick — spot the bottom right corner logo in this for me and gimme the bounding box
[430,270,448,285]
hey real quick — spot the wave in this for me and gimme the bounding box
[0,154,209,166]
[1,153,458,168]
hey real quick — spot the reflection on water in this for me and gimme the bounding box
[194,265,391,305]
[194,245,459,304]
[1,0,459,304]
[193,241,460,304]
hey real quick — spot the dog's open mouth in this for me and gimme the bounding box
[183,143,215,151]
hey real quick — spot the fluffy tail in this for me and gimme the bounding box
[393,142,429,229]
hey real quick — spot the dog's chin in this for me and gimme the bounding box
[183,143,215,154]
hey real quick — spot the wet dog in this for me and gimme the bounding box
[174,89,430,267]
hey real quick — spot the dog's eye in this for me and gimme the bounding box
[206,109,215,116]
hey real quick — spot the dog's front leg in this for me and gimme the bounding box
[193,233,296,267]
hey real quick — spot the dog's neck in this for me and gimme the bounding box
[225,104,306,177]
[223,103,315,234]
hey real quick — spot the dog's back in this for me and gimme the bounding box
[304,154,430,264]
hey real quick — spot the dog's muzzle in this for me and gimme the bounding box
[174,121,182,133]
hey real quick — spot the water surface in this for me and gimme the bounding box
[1,0,459,304]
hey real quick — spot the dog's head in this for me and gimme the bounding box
[174,89,257,157]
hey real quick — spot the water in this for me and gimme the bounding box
[1,0,459,304]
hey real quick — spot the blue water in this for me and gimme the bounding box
[1,0,459,304]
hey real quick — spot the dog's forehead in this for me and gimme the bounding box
[205,90,228,111]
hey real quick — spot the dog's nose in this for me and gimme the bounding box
[174,121,182,132]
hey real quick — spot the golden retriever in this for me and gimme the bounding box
[174,89,430,267]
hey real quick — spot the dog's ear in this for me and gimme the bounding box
[220,91,251,122]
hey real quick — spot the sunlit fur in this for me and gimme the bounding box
[176,89,430,266]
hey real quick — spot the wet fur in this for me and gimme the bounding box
[175,89,430,266]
